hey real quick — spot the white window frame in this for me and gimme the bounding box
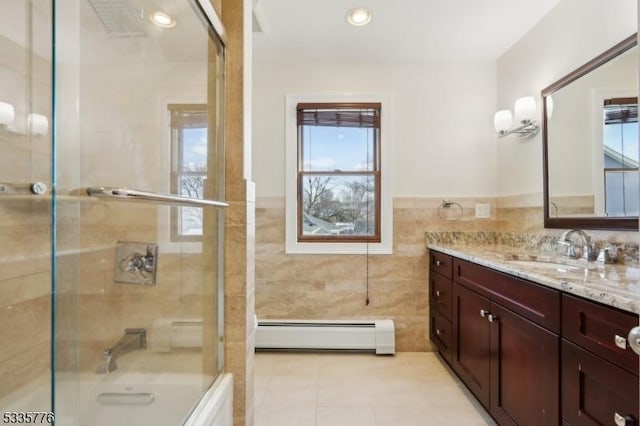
[590,88,636,216]
[285,93,393,254]
[157,97,205,254]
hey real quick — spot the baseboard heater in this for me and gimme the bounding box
[255,319,395,355]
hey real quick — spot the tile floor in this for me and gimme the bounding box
[254,351,496,426]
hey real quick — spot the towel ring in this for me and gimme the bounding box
[437,200,463,221]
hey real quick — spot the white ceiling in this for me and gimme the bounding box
[252,0,562,63]
[0,0,211,63]
[2,0,562,64]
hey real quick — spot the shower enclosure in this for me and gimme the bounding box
[0,1,228,425]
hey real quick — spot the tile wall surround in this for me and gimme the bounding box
[255,195,639,353]
[0,198,219,397]
[0,30,52,401]
[219,1,255,425]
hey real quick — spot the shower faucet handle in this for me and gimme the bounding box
[116,242,159,285]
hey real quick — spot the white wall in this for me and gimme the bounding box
[252,60,498,198]
[497,0,637,198]
[253,0,637,202]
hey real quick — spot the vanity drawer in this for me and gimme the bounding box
[429,251,452,279]
[562,340,638,426]
[562,294,638,375]
[430,271,452,320]
[453,258,561,333]
[430,309,452,364]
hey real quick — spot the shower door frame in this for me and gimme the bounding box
[50,0,229,423]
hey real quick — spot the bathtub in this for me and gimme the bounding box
[0,359,232,426]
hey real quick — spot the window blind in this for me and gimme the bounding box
[168,104,208,128]
[604,98,638,124]
[296,103,381,128]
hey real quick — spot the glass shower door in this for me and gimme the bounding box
[0,0,54,418]
[53,1,226,425]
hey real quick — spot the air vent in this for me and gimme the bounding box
[88,0,147,37]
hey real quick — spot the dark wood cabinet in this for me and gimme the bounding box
[451,281,560,424]
[454,257,561,333]
[452,282,492,408]
[430,308,453,364]
[562,340,638,426]
[430,250,453,279]
[562,294,638,375]
[430,270,453,320]
[453,257,561,425]
[431,252,561,425]
[490,303,559,425]
[561,295,639,426]
[428,249,639,426]
[429,251,454,362]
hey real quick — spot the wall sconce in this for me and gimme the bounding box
[27,113,49,136]
[0,102,15,128]
[0,104,49,136]
[494,96,539,139]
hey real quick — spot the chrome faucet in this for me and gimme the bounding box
[559,229,597,261]
[96,328,146,374]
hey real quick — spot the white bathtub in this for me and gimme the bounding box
[0,365,232,426]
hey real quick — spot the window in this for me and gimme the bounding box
[602,98,639,216]
[297,103,381,242]
[168,104,208,241]
[285,95,392,254]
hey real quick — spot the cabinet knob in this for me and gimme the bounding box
[435,329,442,336]
[627,327,640,355]
[614,412,634,426]
[435,290,441,297]
[614,334,628,350]
[435,260,442,266]
[480,309,488,318]
[487,314,498,323]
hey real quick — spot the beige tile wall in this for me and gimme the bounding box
[255,195,636,353]
[0,31,53,400]
[255,197,502,352]
[0,198,223,399]
[219,0,255,425]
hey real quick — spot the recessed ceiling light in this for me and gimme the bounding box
[149,10,176,28]
[347,7,372,26]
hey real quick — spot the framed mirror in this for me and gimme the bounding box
[542,33,638,231]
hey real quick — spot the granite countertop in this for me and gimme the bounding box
[426,233,640,315]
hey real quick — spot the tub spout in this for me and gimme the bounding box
[96,328,146,374]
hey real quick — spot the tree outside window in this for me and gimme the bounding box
[296,103,381,242]
[169,104,208,241]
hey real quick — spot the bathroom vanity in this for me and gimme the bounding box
[427,238,639,426]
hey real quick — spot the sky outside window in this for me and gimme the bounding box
[182,128,208,169]
[302,125,374,172]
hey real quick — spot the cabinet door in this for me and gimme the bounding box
[452,283,491,408]
[490,304,559,426]
[562,340,638,426]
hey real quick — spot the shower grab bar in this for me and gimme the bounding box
[86,187,228,208]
